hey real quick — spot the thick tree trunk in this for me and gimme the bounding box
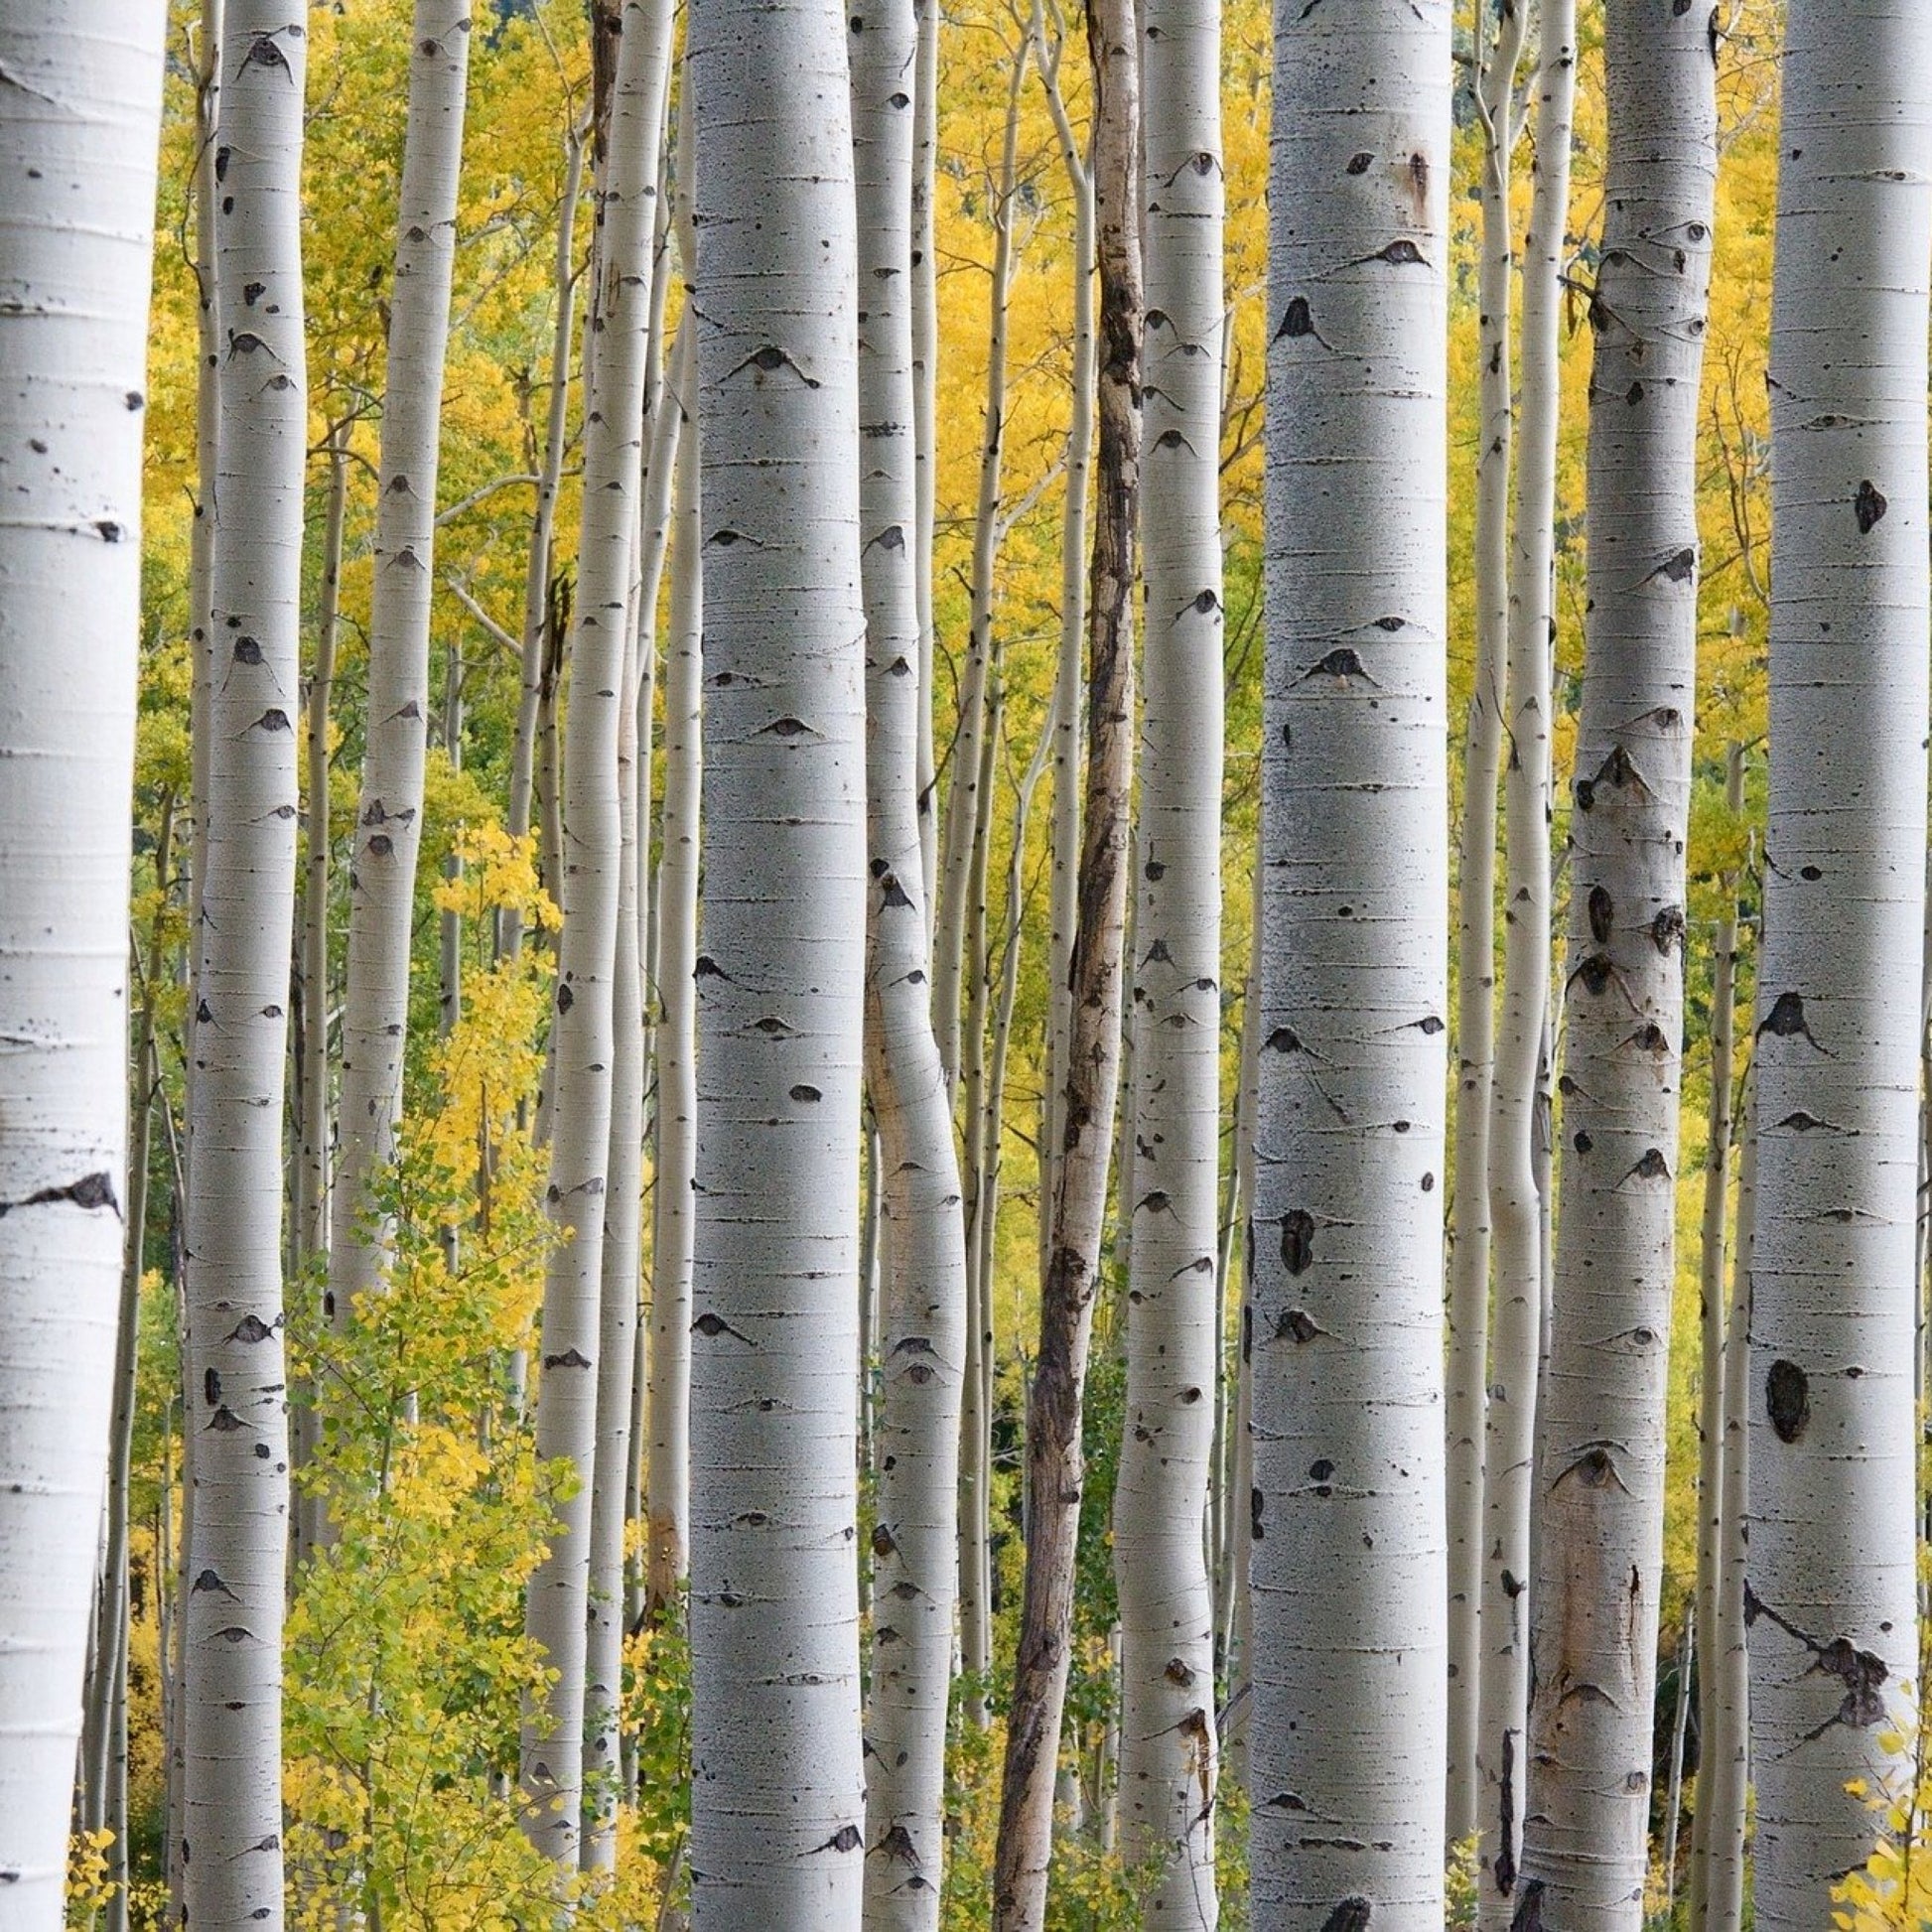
[518,0,674,1863]
[327,3,474,1376]
[685,0,872,1917]
[1445,0,1522,1846]
[1748,4,1932,1918]
[1475,5,1573,1918]
[990,6,1139,1925]
[1112,0,1223,1912]
[1251,0,1451,1922]
[1519,7,1716,1919]
[183,4,309,1923]
[851,6,971,1923]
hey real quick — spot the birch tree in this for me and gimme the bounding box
[1748,3,1932,1917]
[850,2,970,1921]
[685,0,872,1914]
[181,4,309,1922]
[1112,0,1223,1911]
[990,4,1140,1924]
[1518,6,1716,1918]
[326,2,473,1360]
[0,8,166,1914]
[1251,0,1450,1922]
[518,0,673,1861]
[1475,4,1573,1916]
[1446,0,1522,1841]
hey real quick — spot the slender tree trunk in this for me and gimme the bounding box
[931,34,1028,1086]
[504,119,589,960]
[645,324,699,1622]
[851,7,971,1922]
[1112,0,1222,1911]
[1446,0,1523,1846]
[1688,745,1744,1924]
[1748,5,1932,1917]
[327,2,474,1366]
[911,0,941,924]
[518,0,674,1863]
[686,0,871,1916]
[183,5,308,1923]
[291,428,345,1562]
[1475,5,1573,1918]
[1703,1082,1754,1932]
[1035,6,1095,1245]
[1251,0,1451,1921]
[990,7,1139,1925]
[1519,8,1716,1919]
[1661,1598,1695,1915]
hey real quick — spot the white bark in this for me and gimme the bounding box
[911,0,940,925]
[646,323,699,1622]
[328,2,474,1348]
[518,0,674,1863]
[850,5,970,1923]
[1113,0,1222,1912]
[1445,0,1522,1847]
[1520,7,1715,1919]
[184,4,308,1923]
[1748,4,1932,1917]
[685,0,871,1916]
[1475,5,1572,1918]
[1252,0,1450,1921]
[0,10,164,1913]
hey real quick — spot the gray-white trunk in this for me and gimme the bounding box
[1748,3,1932,1917]
[1252,0,1451,1920]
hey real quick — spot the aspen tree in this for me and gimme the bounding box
[851,2,970,1922]
[991,4,1140,1924]
[518,0,674,1862]
[1252,0,1450,1921]
[327,3,474,1363]
[1446,0,1522,1842]
[1519,5,1716,1918]
[0,7,165,1913]
[1475,3,1573,1917]
[685,0,872,1914]
[1113,0,1223,1912]
[182,3,309,1922]
[1748,3,1932,1917]
[912,0,941,921]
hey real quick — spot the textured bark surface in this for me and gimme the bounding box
[851,4,970,1924]
[1520,6,1716,1919]
[1475,6,1572,1919]
[1113,0,1222,1914]
[1748,4,1932,1918]
[1252,0,1450,1922]
[327,1,473,1345]
[0,6,164,1911]
[518,0,673,1862]
[1445,0,1522,1845]
[183,5,308,1924]
[686,0,871,1917]
[991,5,1139,1925]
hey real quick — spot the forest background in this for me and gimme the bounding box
[90,0,1797,1923]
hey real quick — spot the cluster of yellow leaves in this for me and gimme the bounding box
[1834,1698,1932,1929]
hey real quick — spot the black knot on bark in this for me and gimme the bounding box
[1766,1359,1809,1443]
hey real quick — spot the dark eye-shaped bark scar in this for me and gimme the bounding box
[1271,295,1334,350]
[1757,990,1831,1054]
[1743,1586,1890,1736]
[691,1310,754,1345]
[1294,646,1381,687]
[725,343,821,387]
[1349,237,1429,269]
[0,1171,120,1220]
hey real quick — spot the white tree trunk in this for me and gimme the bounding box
[850,6,970,1924]
[1475,5,1572,1918]
[518,0,674,1863]
[0,8,164,1914]
[1113,0,1222,1913]
[183,4,308,1923]
[1748,4,1932,1917]
[1252,0,1450,1922]
[1519,7,1716,1919]
[686,0,871,1917]
[911,0,941,925]
[1445,0,1522,1846]
[327,2,474,1357]
[646,323,700,1623]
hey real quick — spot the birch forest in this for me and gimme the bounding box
[18,0,1932,1927]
